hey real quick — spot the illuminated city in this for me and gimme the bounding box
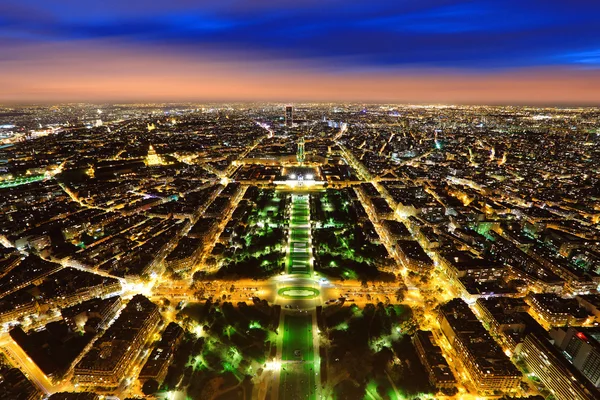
[0,103,598,400]
[2,1,600,400]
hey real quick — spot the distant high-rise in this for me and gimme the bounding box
[297,136,305,164]
[285,105,293,127]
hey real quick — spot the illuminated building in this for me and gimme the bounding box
[438,250,504,282]
[551,327,600,387]
[0,297,39,325]
[73,295,160,389]
[139,323,184,384]
[413,330,456,389]
[526,293,590,327]
[518,333,600,400]
[439,299,521,393]
[62,296,122,333]
[49,393,100,400]
[145,145,164,166]
[577,295,600,323]
[395,240,433,272]
[0,250,21,280]
[475,297,546,352]
[0,368,42,400]
[165,237,205,274]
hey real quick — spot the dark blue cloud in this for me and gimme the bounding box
[1,0,600,69]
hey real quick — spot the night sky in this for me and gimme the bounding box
[1,0,600,103]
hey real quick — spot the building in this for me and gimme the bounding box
[475,296,546,352]
[0,249,21,279]
[577,294,600,323]
[527,245,599,295]
[439,250,504,282]
[369,197,394,221]
[380,220,412,243]
[42,270,122,310]
[145,145,164,166]
[62,296,122,333]
[0,292,39,325]
[438,299,521,393]
[0,367,42,400]
[526,293,591,327]
[49,394,100,400]
[165,237,204,274]
[285,105,293,127]
[73,295,160,389]
[139,322,184,384]
[550,327,600,387]
[395,240,433,272]
[518,333,600,400]
[413,330,456,389]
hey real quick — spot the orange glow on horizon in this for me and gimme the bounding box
[1,42,600,104]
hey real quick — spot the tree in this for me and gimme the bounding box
[342,349,373,383]
[194,288,205,299]
[142,379,159,396]
[372,347,394,374]
[395,288,405,302]
[193,270,207,282]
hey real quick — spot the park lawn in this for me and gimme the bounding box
[282,314,314,361]
[291,229,309,241]
[280,314,316,399]
[279,361,317,400]
[288,253,311,274]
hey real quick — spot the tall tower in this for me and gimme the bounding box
[297,136,305,164]
[285,105,293,127]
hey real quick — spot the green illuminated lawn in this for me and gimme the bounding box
[279,361,317,400]
[290,242,309,251]
[278,194,318,399]
[280,314,317,399]
[291,229,309,241]
[0,175,45,188]
[282,314,314,361]
[286,194,312,274]
[287,253,310,274]
[291,213,309,222]
[277,287,320,299]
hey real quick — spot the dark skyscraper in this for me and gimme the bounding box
[285,105,293,127]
